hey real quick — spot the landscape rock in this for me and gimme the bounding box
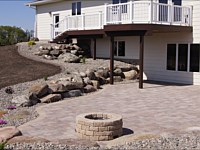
[43,55,53,60]
[123,70,138,80]
[28,93,41,106]
[68,90,82,97]
[83,77,92,85]
[54,45,62,50]
[84,85,97,93]
[11,95,32,107]
[60,53,80,63]
[40,94,62,103]
[62,81,83,90]
[39,50,49,55]
[70,50,78,55]
[61,92,70,99]
[79,72,86,78]
[86,69,96,80]
[29,83,49,98]
[7,136,50,144]
[96,68,109,79]
[0,126,22,143]
[48,83,67,93]
[91,80,100,89]
[73,44,81,51]
[50,49,61,57]
[114,68,123,77]
[47,46,53,51]
[114,76,123,82]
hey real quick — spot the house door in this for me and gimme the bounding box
[159,0,168,22]
[53,14,59,37]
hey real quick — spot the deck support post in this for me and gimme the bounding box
[139,35,144,89]
[110,36,114,85]
[93,38,96,60]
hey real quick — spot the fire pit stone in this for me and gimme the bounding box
[76,112,123,141]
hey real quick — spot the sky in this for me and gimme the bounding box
[0,0,35,31]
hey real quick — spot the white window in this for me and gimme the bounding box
[166,43,200,72]
[72,2,81,16]
[114,41,125,57]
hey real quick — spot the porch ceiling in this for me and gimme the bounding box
[104,24,193,35]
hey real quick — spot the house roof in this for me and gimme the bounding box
[26,0,64,6]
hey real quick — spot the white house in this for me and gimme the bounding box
[27,0,200,86]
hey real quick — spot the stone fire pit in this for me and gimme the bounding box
[76,112,123,141]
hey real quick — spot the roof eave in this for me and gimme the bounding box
[25,0,63,6]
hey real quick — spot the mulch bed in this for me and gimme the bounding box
[0,45,61,89]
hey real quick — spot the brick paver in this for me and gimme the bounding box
[19,82,200,141]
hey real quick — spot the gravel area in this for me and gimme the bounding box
[4,132,200,149]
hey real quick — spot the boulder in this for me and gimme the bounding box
[29,83,49,98]
[54,45,62,50]
[84,85,97,93]
[43,55,53,60]
[7,136,49,144]
[68,90,83,97]
[70,50,78,55]
[121,64,139,72]
[83,77,92,85]
[123,70,138,80]
[73,44,81,51]
[86,69,96,80]
[28,93,41,105]
[60,53,80,63]
[61,92,70,99]
[48,83,67,93]
[50,49,61,57]
[40,94,62,103]
[96,69,109,79]
[80,72,86,78]
[39,46,44,50]
[11,95,32,107]
[39,50,49,55]
[114,68,123,76]
[47,46,53,51]
[34,51,43,56]
[63,81,83,91]
[91,80,100,89]
[114,76,123,82]
[0,126,22,143]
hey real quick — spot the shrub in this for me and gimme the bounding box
[28,41,36,46]
[44,76,48,81]
[81,56,86,64]
[0,142,6,150]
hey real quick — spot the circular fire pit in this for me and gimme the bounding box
[76,112,123,141]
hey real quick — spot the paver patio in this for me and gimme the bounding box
[19,82,200,141]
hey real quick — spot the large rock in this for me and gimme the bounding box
[70,50,78,55]
[68,90,83,97]
[11,95,32,107]
[114,68,123,77]
[29,83,49,98]
[86,69,96,80]
[50,49,61,57]
[28,93,41,106]
[72,44,81,51]
[60,53,80,63]
[40,94,62,103]
[83,77,92,85]
[39,50,49,55]
[84,85,97,93]
[91,80,100,89]
[0,126,22,143]
[43,55,53,60]
[62,81,83,91]
[48,83,68,93]
[123,70,138,80]
[96,68,109,79]
[7,136,49,144]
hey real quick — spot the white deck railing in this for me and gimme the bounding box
[51,1,192,40]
